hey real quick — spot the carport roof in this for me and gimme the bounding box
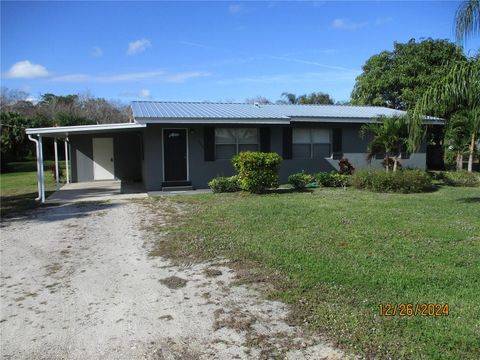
[25,122,146,137]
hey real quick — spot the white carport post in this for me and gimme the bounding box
[64,137,70,183]
[54,138,60,190]
[27,134,45,203]
[38,135,45,203]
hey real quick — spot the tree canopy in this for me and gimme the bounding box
[351,38,466,111]
[278,92,334,105]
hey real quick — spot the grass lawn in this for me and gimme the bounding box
[0,161,66,217]
[152,186,480,359]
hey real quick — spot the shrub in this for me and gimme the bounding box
[338,158,355,175]
[231,152,282,193]
[441,171,480,187]
[208,176,240,193]
[288,171,314,190]
[351,169,433,193]
[314,171,350,188]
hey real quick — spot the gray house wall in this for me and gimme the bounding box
[70,132,142,183]
[69,123,426,190]
[140,123,427,191]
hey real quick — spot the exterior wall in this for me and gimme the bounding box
[141,123,427,191]
[70,132,142,183]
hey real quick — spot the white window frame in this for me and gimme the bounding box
[292,128,331,159]
[215,128,259,160]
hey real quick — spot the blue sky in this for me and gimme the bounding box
[1,1,479,104]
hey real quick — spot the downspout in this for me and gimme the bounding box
[28,134,45,202]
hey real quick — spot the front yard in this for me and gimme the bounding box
[153,186,480,359]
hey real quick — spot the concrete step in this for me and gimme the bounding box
[162,186,194,192]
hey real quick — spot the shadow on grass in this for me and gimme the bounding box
[1,192,120,223]
[457,197,480,204]
[265,188,314,194]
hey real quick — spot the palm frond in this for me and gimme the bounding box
[455,0,480,43]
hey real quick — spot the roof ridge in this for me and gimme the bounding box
[131,100,401,110]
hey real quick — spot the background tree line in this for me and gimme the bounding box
[1,88,130,168]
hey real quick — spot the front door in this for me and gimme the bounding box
[92,137,115,180]
[163,129,188,181]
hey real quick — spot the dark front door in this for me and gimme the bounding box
[163,129,188,181]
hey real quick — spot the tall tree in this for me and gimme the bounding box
[410,60,480,172]
[351,39,466,111]
[455,0,480,43]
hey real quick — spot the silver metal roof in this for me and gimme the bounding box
[131,101,288,119]
[130,101,443,124]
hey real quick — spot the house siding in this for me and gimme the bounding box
[140,123,427,191]
[70,132,142,183]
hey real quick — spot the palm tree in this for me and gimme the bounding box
[280,92,298,104]
[455,0,480,43]
[360,115,408,172]
[410,60,480,172]
[444,110,474,170]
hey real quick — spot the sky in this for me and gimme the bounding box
[1,1,479,104]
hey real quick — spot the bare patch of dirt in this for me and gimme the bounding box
[159,276,188,289]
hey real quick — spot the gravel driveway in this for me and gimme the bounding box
[0,200,344,359]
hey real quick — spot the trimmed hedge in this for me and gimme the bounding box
[351,169,433,193]
[314,172,350,188]
[232,152,282,193]
[288,172,314,190]
[440,171,480,187]
[208,176,240,193]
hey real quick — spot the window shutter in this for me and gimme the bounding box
[259,127,271,152]
[282,127,292,159]
[332,128,342,154]
[204,127,215,161]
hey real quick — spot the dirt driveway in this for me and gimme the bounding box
[0,200,344,359]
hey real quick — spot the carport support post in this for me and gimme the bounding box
[54,138,60,190]
[64,138,70,184]
[38,135,45,203]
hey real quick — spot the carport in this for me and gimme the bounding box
[26,122,146,203]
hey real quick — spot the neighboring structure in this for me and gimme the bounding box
[26,101,444,200]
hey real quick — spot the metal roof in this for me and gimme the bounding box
[26,122,146,137]
[131,101,443,124]
[131,101,288,119]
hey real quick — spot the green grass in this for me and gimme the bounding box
[154,187,480,359]
[0,161,66,217]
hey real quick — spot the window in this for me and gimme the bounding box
[292,128,330,159]
[215,128,258,160]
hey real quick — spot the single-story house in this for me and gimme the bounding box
[26,101,444,200]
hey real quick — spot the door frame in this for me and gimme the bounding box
[92,137,115,180]
[162,128,189,182]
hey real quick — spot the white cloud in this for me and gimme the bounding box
[271,56,359,73]
[91,46,103,57]
[331,18,368,30]
[216,70,360,86]
[375,17,393,26]
[127,38,152,55]
[51,70,210,83]
[164,71,211,83]
[228,4,243,14]
[138,89,151,98]
[120,89,152,99]
[6,60,49,79]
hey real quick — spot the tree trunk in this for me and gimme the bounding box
[456,152,463,171]
[393,157,398,172]
[385,156,389,172]
[468,133,475,173]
